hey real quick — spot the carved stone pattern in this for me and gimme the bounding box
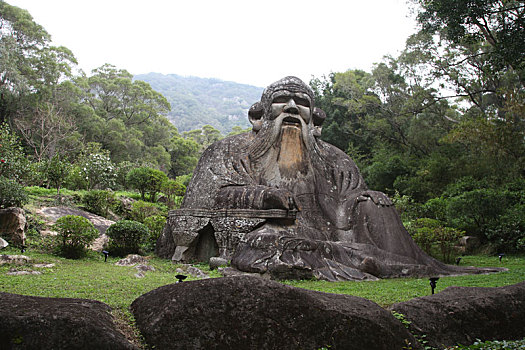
[211,217,265,259]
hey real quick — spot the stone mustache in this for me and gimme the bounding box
[157,76,491,281]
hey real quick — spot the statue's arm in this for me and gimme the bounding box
[216,185,294,210]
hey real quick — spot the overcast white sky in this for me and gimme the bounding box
[8,0,418,87]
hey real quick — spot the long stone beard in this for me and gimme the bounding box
[277,125,309,181]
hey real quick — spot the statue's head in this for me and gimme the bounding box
[249,76,324,136]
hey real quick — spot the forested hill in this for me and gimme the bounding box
[135,73,263,134]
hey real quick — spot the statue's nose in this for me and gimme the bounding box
[283,99,299,114]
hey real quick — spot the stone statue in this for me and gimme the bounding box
[157,76,498,281]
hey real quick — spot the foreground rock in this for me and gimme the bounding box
[391,282,525,349]
[0,293,137,349]
[0,207,26,246]
[131,275,418,350]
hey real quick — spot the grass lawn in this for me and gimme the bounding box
[283,254,525,307]
[1,248,524,349]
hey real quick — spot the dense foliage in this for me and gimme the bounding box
[53,215,99,259]
[0,175,28,208]
[105,220,149,256]
[310,0,524,254]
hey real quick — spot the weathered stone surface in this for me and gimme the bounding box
[0,207,26,246]
[6,270,41,276]
[0,254,31,265]
[159,76,500,281]
[0,237,8,249]
[209,256,228,269]
[131,275,419,350]
[115,254,148,266]
[175,265,209,279]
[134,264,155,272]
[391,282,525,348]
[0,292,137,349]
[33,263,55,268]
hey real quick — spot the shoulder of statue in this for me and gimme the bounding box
[201,132,253,157]
[315,139,360,168]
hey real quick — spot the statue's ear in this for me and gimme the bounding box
[248,102,264,132]
[312,107,326,137]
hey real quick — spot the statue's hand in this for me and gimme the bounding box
[356,190,392,207]
[262,188,296,210]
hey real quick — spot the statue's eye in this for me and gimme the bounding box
[272,96,289,104]
[294,97,310,108]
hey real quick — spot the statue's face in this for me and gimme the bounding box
[269,90,312,127]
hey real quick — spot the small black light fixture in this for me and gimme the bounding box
[102,250,109,262]
[455,257,462,265]
[498,253,505,262]
[175,274,187,283]
[429,277,439,295]
[20,245,27,253]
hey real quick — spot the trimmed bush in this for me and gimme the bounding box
[0,176,28,208]
[105,220,149,256]
[53,215,99,259]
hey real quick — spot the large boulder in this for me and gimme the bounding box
[391,282,525,349]
[0,292,137,349]
[0,207,26,246]
[131,275,418,350]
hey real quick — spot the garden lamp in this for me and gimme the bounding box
[175,274,187,283]
[429,277,439,295]
[102,250,109,262]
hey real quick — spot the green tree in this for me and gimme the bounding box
[0,122,28,181]
[77,64,174,166]
[183,124,222,151]
[126,166,168,202]
[161,178,186,209]
[77,143,117,190]
[47,154,69,194]
[169,135,200,177]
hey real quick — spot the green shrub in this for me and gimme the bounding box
[408,218,463,263]
[105,220,149,256]
[0,176,28,208]
[127,200,167,223]
[486,204,525,253]
[65,165,88,190]
[143,215,167,252]
[53,215,99,259]
[115,161,135,190]
[82,190,116,217]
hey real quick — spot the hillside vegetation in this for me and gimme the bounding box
[135,73,262,133]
